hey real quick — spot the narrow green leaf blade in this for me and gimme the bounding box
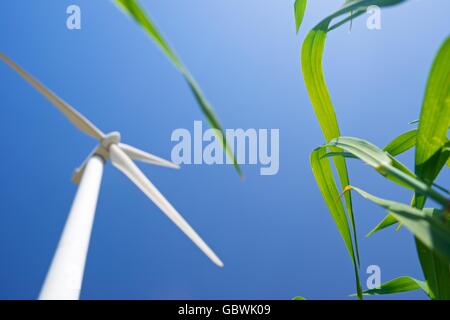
[294,0,307,33]
[114,0,242,176]
[327,136,391,169]
[366,214,398,237]
[311,148,362,299]
[302,21,360,273]
[359,276,430,297]
[415,238,450,299]
[301,0,409,300]
[366,129,448,238]
[301,1,410,282]
[415,36,450,179]
[414,36,450,300]
[327,136,449,206]
[353,186,450,301]
[383,129,417,157]
[349,186,450,264]
[314,0,408,33]
[302,25,337,144]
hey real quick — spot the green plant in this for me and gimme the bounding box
[114,0,242,177]
[295,0,450,299]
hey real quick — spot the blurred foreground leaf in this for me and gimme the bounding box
[115,0,242,176]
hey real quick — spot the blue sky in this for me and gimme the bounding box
[0,0,449,299]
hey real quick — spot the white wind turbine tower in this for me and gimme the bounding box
[0,52,224,300]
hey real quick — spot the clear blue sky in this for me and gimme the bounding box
[0,0,448,299]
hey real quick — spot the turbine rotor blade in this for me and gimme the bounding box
[109,144,223,267]
[119,143,179,169]
[0,52,104,140]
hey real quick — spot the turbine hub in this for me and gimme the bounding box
[101,131,121,149]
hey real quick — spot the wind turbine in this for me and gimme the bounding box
[0,52,224,300]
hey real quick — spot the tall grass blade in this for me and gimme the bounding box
[114,0,242,177]
[311,148,362,299]
[302,20,361,287]
[414,36,450,300]
[301,1,409,295]
[415,36,450,179]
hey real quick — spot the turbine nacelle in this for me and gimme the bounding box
[101,131,121,149]
[72,132,179,185]
[91,131,122,162]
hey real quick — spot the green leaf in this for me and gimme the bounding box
[368,129,448,237]
[326,136,449,206]
[302,18,360,290]
[292,296,306,300]
[415,36,450,179]
[349,186,450,265]
[302,1,409,297]
[324,136,448,237]
[383,129,417,157]
[414,36,450,300]
[366,214,398,237]
[294,0,307,33]
[415,238,450,300]
[327,137,392,169]
[359,276,431,297]
[301,25,337,145]
[114,0,242,177]
[311,148,362,299]
[324,148,449,193]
